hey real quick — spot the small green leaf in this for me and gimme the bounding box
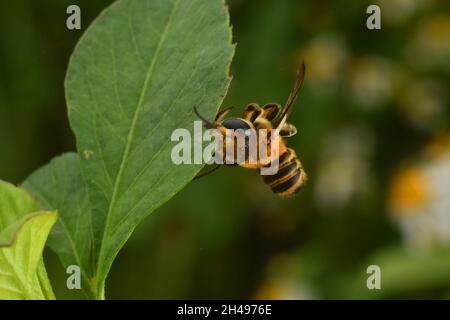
[25,0,233,298]
[0,180,57,300]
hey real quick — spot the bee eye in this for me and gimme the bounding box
[222,118,252,131]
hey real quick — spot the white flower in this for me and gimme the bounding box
[376,0,427,26]
[255,254,317,300]
[347,56,399,110]
[390,136,450,249]
[406,14,450,70]
[299,35,348,90]
[397,79,445,131]
[314,126,374,211]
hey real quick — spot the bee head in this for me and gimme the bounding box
[221,118,252,131]
[194,106,255,135]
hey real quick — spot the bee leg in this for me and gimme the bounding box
[253,118,273,130]
[215,107,233,122]
[194,106,217,129]
[193,164,222,180]
[242,103,262,122]
[279,123,298,138]
[261,103,281,121]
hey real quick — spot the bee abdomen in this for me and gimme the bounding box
[272,168,307,197]
[261,148,307,197]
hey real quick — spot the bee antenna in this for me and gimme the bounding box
[193,106,217,129]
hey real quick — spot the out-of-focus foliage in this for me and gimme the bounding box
[1,0,449,299]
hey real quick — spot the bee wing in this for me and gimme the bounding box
[274,61,306,129]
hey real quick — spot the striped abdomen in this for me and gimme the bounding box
[261,148,306,197]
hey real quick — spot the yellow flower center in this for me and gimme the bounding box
[389,166,429,214]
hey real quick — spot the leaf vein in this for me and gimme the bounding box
[97,0,181,276]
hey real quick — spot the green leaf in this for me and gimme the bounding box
[23,153,95,297]
[25,0,233,299]
[0,180,57,300]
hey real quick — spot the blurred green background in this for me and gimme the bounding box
[1,0,450,299]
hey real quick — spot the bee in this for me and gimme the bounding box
[193,62,307,197]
